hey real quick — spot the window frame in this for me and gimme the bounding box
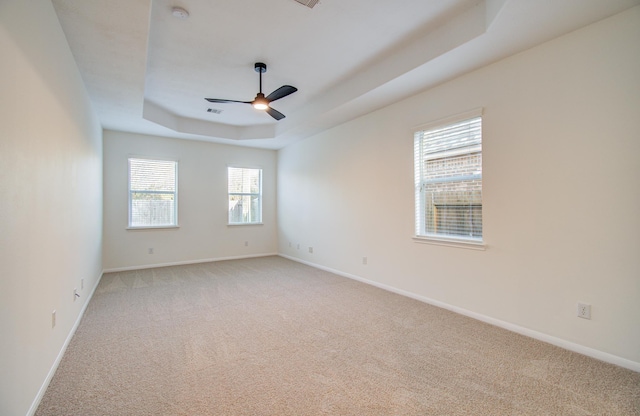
[127,157,179,230]
[413,109,485,249]
[227,166,263,226]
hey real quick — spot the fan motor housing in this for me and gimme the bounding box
[255,62,266,73]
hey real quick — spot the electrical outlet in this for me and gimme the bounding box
[577,303,591,319]
[148,248,154,254]
[52,310,56,328]
[289,242,292,248]
[297,243,300,250]
[244,241,249,247]
[308,247,313,254]
[362,256,368,265]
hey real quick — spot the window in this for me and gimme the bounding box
[128,158,177,228]
[228,167,262,225]
[414,111,482,243]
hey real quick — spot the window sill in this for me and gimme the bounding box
[127,225,180,231]
[227,222,264,227]
[413,235,486,251]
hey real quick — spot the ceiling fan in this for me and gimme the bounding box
[205,62,297,121]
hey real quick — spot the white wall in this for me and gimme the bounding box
[278,7,640,367]
[0,1,103,415]
[103,131,278,270]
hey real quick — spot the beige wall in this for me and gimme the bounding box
[102,131,278,270]
[0,1,103,415]
[278,7,640,367]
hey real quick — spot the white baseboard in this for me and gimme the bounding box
[103,252,279,273]
[279,254,640,373]
[27,269,104,416]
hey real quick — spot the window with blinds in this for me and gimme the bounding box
[414,112,482,243]
[128,158,178,228]
[228,167,262,225]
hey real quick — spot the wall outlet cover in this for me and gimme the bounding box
[577,303,591,319]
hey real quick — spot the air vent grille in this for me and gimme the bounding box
[294,0,319,8]
[207,108,223,114]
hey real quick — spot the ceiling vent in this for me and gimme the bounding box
[293,0,319,8]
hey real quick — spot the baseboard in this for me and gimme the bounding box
[27,269,104,416]
[103,252,279,273]
[279,254,640,373]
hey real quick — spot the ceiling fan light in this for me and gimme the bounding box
[253,100,268,110]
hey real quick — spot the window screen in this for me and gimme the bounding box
[228,167,262,224]
[128,158,177,228]
[414,114,482,242]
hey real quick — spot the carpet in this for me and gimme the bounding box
[36,256,640,415]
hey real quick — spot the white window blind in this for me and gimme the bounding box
[128,158,177,228]
[414,113,482,242]
[228,167,262,224]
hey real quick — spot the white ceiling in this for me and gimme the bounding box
[51,0,639,149]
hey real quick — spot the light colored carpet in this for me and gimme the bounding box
[36,256,639,415]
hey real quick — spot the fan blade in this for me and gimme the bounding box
[265,85,297,102]
[265,106,285,120]
[205,98,252,104]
